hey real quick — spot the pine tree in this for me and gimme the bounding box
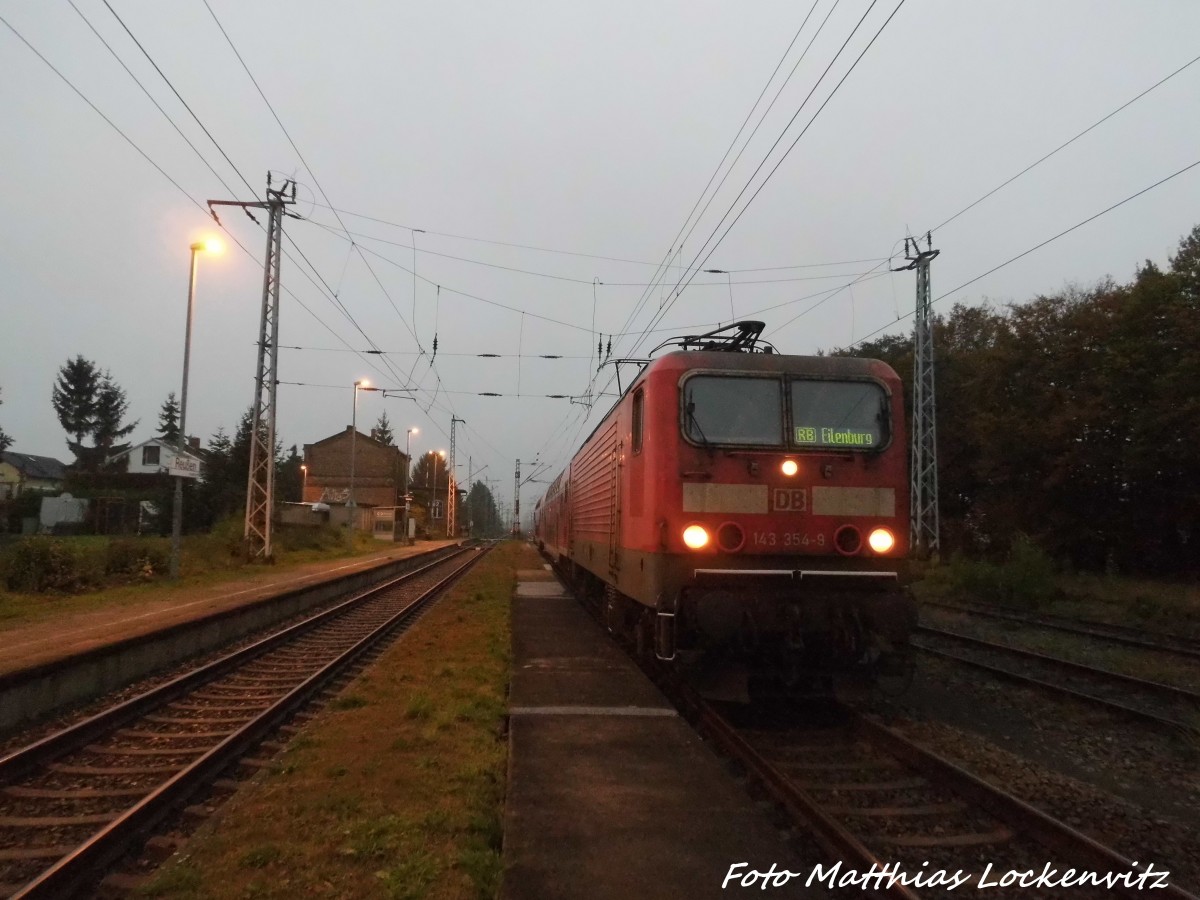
[158,392,181,444]
[91,371,138,464]
[372,411,395,446]
[51,355,99,455]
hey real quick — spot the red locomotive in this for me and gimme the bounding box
[533,321,915,692]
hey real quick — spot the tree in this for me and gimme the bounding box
[51,358,138,471]
[410,450,449,527]
[0,387,12,453]
[371,411,395,446]
[158,392,181,444]
[52,355,99,453]
[466,480,502,537]
[91,371,138,464]
[278,445,304,502]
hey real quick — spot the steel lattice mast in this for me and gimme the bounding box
[210,176,296,560]
[897,234,941,557]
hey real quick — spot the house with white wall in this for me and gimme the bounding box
[108,437,205,477]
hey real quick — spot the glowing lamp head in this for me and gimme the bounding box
[780,459,799,477]
[868,528,896,554]
[682,524,710,550]
[191,238,223,254]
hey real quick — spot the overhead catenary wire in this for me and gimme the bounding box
[307,219,883,287]
[567,0,907,439]
[0,14,207,217]
[100,0,257,197]
[926,50,1200,237]
[50,3,417,397]
[202,0,429,366]
[645,0,908,351]
[850,155,1200,348]
[606,1,835,356]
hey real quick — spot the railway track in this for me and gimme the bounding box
[0,544,487,899]
[920,599,1200,662]
[686,695,1198,899]
[913,625,1200,734]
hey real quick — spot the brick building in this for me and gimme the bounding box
[303,427,407,507]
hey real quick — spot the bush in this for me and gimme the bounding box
[274,523,348,554]
[923,534,1057,609]
[3,537,101,593]
[104,538,169,580]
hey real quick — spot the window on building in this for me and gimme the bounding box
[142,445,161,466]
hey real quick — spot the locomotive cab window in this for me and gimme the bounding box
[683,375,783,446]
[789,379,888,449]
[632,389,644,454]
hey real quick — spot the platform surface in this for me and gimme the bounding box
[0,540,460,677]
[502,567,825,899]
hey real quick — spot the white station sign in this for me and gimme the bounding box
[168,456,202,479]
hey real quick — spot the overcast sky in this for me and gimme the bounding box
[3,1,1198,515]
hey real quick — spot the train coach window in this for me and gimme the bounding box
[632,389,645,453]
[683,376,783,446]
[789,380,888,449]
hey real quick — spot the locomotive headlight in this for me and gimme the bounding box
[682,524,711,550]
[868,528,896,554]
[780,459,799,477]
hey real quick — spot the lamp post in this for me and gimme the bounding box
[403,427,418,544]
[170,238,221,579]
[300,464,307,501]
[349,379,381,514]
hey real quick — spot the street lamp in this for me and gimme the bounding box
[349,379,381,512]
[403,427,419,544]
[300,464,308,501]
[170,238,221,579]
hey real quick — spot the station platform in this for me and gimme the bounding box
[0,540,460,678]
[502,567,825,899]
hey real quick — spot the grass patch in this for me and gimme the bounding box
[0,527,402,634]
[916,543,1200,640]
[404,692,434,720]
[143,540,532,899]
[239,844,284,869]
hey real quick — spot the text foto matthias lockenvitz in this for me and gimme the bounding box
[722,860,1173,891]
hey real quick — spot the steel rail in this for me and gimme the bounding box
[912,624,1195,710]
[675,685,922,900]
[912,639,1195,734]
[0,545,468,785]
[921,599,1200,661]
[916,625,1200,704]
[847,708,1200,900]
[8,546,487,899]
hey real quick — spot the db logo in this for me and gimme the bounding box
[772,488,807,513]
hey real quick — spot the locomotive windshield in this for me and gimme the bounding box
[683,376,783,445]
[682,375,889,449]
[790,379,888,449]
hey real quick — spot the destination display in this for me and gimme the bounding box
[790,380,887,449]
[794,426,876,446]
